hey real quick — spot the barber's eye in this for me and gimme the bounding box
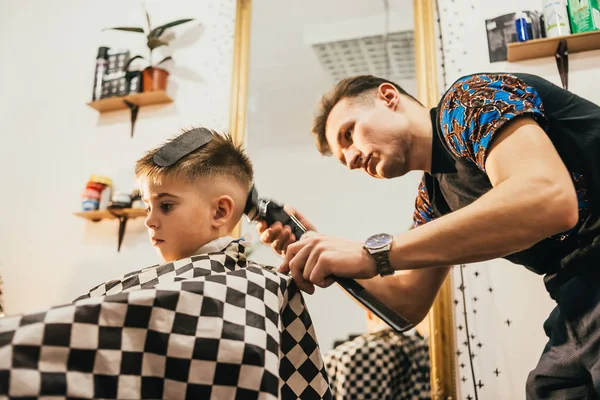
[345,128,353,141]
[160,203,174,213]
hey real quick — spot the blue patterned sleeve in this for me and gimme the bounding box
[440,73,547,172]
[413,174,435,228]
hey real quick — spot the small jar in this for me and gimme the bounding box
[131,198,145,209]
[81,198,100,211]
[89,175,113,187]
[108,192,132,210]
[89,175,113,209]
[81,187,102,200]
[130,188,145,209]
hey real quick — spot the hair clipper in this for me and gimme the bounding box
[244,185,307,240]
[243,185,414,333]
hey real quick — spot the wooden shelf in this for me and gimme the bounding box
[74,208,147,222]
[508,30,600,62]
[87,90,173,113]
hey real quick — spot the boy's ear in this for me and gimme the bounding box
[212,195,235,228]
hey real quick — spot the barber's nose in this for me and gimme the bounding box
[343,148,363,170]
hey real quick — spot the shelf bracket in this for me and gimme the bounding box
[117,216,129,252]
[107,209,129,252]
[555,39,569,90]
[123,100,140,138]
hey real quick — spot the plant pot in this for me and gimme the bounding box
[142,67,169,92]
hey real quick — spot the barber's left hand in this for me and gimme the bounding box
[278,234,378,294]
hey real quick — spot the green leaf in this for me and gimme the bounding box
[145,11,152,32]
[147,38,168,50]
[155,56,173,66]
[124,55,146,70]
[149,18,194,38]
[103,26,145,33]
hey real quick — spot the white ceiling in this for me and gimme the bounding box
[245,0,417,149]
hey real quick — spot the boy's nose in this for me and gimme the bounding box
[145,212,159,229]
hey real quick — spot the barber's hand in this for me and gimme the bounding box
[278,234,378,294]
[256,205,317,256]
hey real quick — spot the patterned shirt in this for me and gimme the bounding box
[412,73,590,243]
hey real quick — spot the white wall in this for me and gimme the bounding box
[0,0,235,315]
[436,0,600,398]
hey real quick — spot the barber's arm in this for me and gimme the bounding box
[257,206,449,324]
[389,117,578,270]
[276,116,577,293]
[389,76,578,270]
[355,267,450,324]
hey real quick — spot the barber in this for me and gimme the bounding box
[258,73,600,398]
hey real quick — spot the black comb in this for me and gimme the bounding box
[245,190,414,333]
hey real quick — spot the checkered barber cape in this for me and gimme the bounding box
[324,329,430,400]
[0,239,332,399]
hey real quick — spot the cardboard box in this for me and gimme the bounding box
[485,11,541,62]
[568,0,600,33]
[485,13,518,62]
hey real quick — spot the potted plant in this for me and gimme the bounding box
[106,11,193,92]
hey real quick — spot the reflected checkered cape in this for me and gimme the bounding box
[0,239,331,399]
[324,329,429,400]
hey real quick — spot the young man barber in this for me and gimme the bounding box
[258,73,600,398]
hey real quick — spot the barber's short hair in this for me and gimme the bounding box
[135,127,253,191]
[312,75,419,156]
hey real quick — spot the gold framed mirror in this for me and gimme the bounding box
[229,0,457,398]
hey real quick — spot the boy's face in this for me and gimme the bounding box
[141,176,215,262]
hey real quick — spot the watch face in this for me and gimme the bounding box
[366,233,393,248]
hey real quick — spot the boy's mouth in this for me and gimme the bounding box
[151,238,165,246]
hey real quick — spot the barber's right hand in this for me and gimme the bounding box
[256,205,317,256]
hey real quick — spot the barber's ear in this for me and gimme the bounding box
[377,83,400,110]
[212,195,234,228]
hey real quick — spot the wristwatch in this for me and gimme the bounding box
[364,233,395,277]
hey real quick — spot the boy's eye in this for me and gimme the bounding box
[160,203,174,212]
[145,207,150,214]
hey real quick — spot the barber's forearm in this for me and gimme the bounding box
[356,266,451,324]
[391,178,578,270]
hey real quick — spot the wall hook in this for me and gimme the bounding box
[555,39,569,90]
[123,100,140,138]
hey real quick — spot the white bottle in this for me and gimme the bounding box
[543,0,572,38]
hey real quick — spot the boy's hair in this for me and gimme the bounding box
[135,128,254,192]
[312,75,420,156]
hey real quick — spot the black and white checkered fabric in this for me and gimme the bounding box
[324,329,430,400]
[0,239,331,399]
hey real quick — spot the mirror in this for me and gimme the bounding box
[230,0,456,397]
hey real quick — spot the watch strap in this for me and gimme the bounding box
[372,249,394,276]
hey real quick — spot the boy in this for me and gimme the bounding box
[135,127,253,264]
[0,128,331,399]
